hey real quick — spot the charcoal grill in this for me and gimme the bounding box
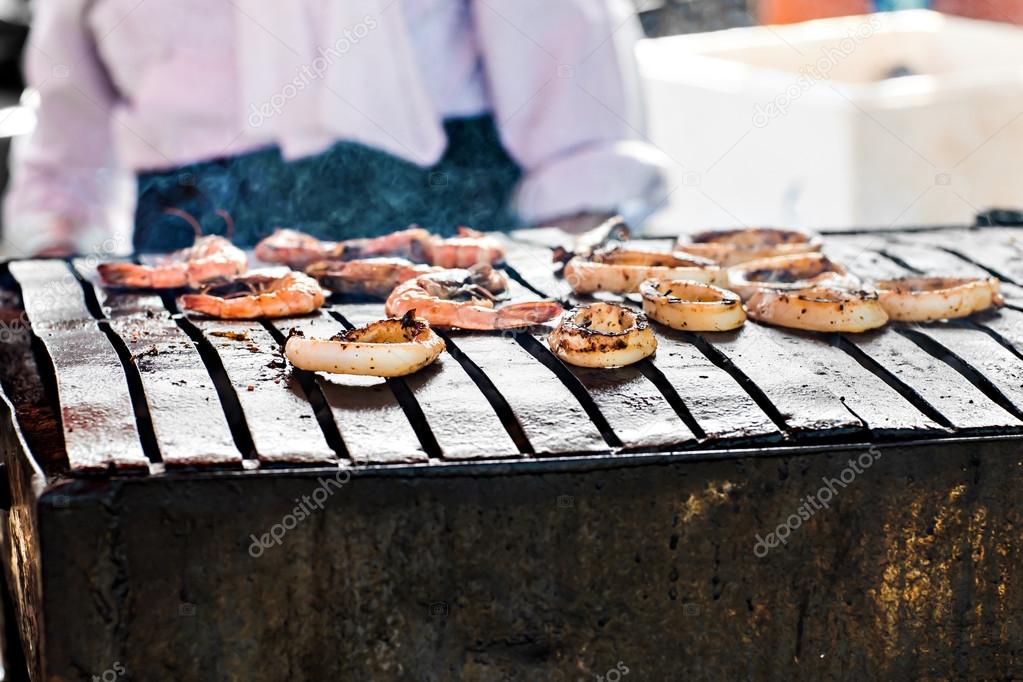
[3,226,1023,680]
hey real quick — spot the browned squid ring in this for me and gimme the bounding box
[746,286,889,333]
[676,227,822,266]
[548,302,657,368]
[639,279,746,331]
[874,276,1003,321]
[727,252,858,300]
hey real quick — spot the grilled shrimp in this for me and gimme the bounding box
[254,229,343,269]
[98,235,247,289]
[384,265,562,330]
[427,227,505,268]
[339,226,434,262]
[256,226,505,269]
[306,258,440,299]
[180,271,326,319]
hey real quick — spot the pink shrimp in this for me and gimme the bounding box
[305,258,440,299]
[256,225,506,269]
[384,265,562,330]
[339,226,434,262]
[180,272,325,319]
[426,227,506,268]
[99,208,246,288]
[97,235,247,288]
[254,229,343,269]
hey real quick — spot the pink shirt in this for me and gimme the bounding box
[4,0,667,254]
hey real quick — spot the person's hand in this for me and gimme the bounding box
[535,212,617,235]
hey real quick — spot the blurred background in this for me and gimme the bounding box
[0,0,1019,241]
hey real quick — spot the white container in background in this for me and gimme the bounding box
[638,10,1023,235]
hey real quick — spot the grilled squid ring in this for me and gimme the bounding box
[727,253,858,300]
[639,279,746,331]
[676,227,822,266]
[874,276,1004,321]
[284,311,445,377]
[564,246,722,295]
[548,302,657,368]
[746,286,889,333]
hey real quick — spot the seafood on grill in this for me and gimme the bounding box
[745,285,889,333]
[180,271,325,319]
[727,252,858,300]
[255,226,505,269]
[98,235,247,289]
[676,227,822,266]
[306,258,440,299]
[385,265,562,330]
[874,276,1003,321]
[552,214,632,265]
[284,311,445,377]
[427,227,505,268]
[548,302,657,368]
[563,246,722,295]
[639,278,746,332]
[254,228,343,269]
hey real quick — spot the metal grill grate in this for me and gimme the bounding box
[5,226,1023,479]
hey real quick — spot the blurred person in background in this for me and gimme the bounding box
[2,0,667,256]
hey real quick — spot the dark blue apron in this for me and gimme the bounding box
[133,115,522,253]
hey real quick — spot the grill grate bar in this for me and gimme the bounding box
[896,326,1023,423]
[169,311,259,460]
[327,310,445,460]
[513,333,622,449]
[9,260,151,472]
[73,261,244,468]
[274,313,428,464]
[69,262,167,463]
[435,330,535,455]
[634,360,707,440]
[332,304,522,460]
[679,330,792,434]
[259,321,350,461]
[831,334,954,429]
